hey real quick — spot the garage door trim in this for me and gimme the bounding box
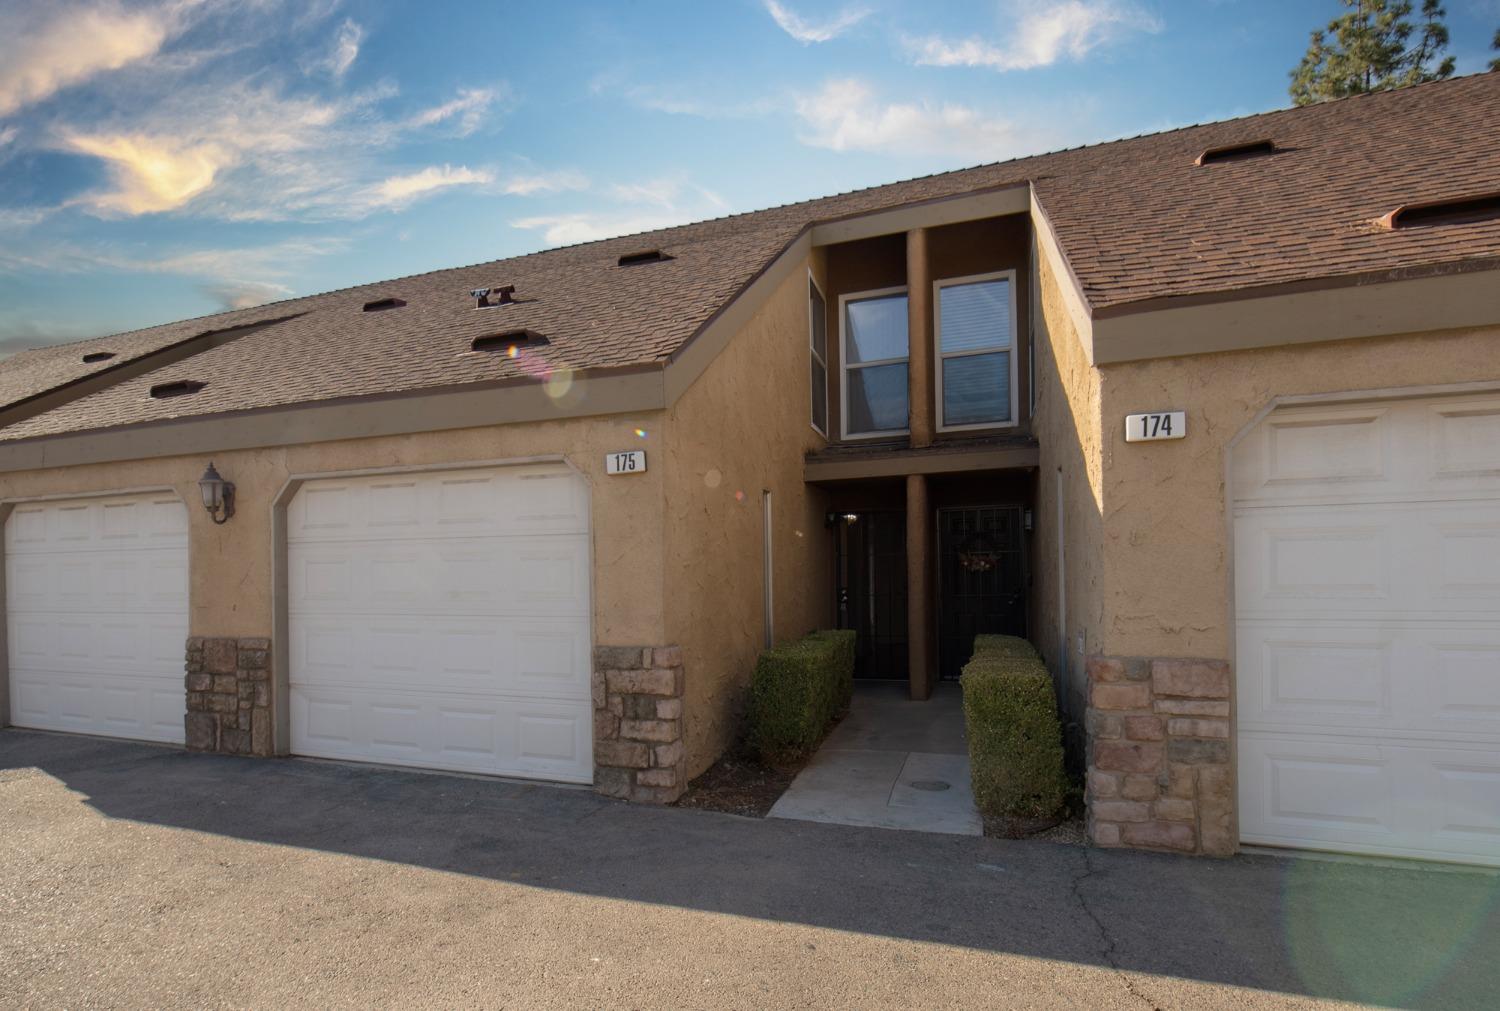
[269,454,590,763]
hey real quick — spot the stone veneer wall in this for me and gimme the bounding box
[1085,656,1234,856]
[185,637,273,757]
[592,645,687,804]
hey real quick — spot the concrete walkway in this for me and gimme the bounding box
[4,728,1500,1009]
[768,681,982,835]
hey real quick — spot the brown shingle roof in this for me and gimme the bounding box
[4,72,1499,442]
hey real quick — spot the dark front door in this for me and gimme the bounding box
[834,510,907,679]
[938,506,1027,680]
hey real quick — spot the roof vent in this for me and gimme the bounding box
[1378,192,1500,230]
[82,351,116,364]
[471,285,516,309]
[362,297,406,312]
[149,380,207,399]
[617,248,672,267]
[471,329,548,353]
[1194,139,1277,166]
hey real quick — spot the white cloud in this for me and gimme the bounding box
[408,87,499,136]
[0,234,349,319]
[61,132,231,215]
[364,165,494,209]
[763,0,869,44]
[793,78,1045,160]
[199,279,292,310]
[0,126,17,149]
[510,212,694,247]
[501,169,589,196]
[319,18,363,79]
[0,1,181,116]
[511,175,726,246]
[907,1,1160,71]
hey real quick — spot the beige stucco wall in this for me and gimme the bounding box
[664,253,833,776]
[1094,324,1500,661]
[0,414,671,645]
[1030,244,1105,725]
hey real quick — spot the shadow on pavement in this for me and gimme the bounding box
[4,728,1497,1009]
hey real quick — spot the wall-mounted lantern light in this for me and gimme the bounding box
[198,462,235,524]
[824,511,860,528]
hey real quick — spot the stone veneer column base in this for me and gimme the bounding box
[592,646,687,803]
[185,637,273,757]
[1085,655,1234,856]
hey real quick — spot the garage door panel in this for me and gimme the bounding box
[291,616,589,700]
[287,465,588,542]
[1236,394,1500,866]
[289,685,592,782]
[289,536,589,618]
[288,465,593,782]
[1239,622,1500,738]
[1429,399,1500,479]
[7,493,188,745]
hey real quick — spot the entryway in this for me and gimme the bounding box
[832,502,1027,684]
[768,681,981,835]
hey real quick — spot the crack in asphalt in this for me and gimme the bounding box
[1070,847,1163,1011]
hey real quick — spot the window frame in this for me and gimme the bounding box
[933,269,1019,434]
[808,271,829,438]
[838,284,911,441]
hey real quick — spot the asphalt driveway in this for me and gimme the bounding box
[2,729,1496,1009]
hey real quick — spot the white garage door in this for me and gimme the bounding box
[1233,394,1500,866]
[287,464,593,782]
[6,492,189,744]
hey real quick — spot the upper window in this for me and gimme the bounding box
[841,287,909,438]
[809,277,828,436]
[935,272,1016,431]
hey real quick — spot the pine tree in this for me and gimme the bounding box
[1491,27,1499,71]
[1290,0,1456,106]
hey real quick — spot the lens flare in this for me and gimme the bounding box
[634,428,647,439]
[735,490,745,502]
[544,366,575,400]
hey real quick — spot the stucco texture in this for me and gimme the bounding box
[664,254,833,776]
[1095,324,1500,661]
[1030,242,1104,723]
[0,415,671,645]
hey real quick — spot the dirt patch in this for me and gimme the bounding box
[674,747,802,819]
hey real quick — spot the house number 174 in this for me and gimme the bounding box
[1124,411,1186,443]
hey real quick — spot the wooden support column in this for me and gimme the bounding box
[906,227,934,449]
[906,473,934,700]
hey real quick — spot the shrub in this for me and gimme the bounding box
[749,629,856,765]
[972,634,1040,660]
[960,636,1067,820]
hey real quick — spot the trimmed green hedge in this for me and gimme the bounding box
[749,629,856,765]
[960,635,1067,820]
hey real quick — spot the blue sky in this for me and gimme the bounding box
[1,0,1497,352]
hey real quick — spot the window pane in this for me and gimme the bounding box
[845,294,908,363]
[847,362,908,434]
[811,358,827,432]
[810,282,827,360]
[939,279,1011,354]
[942,352,1010,427]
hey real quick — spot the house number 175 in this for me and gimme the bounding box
[1124,411,1186,443]
[606,450,647,474]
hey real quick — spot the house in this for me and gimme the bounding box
[1,73,1497,867]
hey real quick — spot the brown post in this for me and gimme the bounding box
[906,473,933,700]
[906,227,934,448]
